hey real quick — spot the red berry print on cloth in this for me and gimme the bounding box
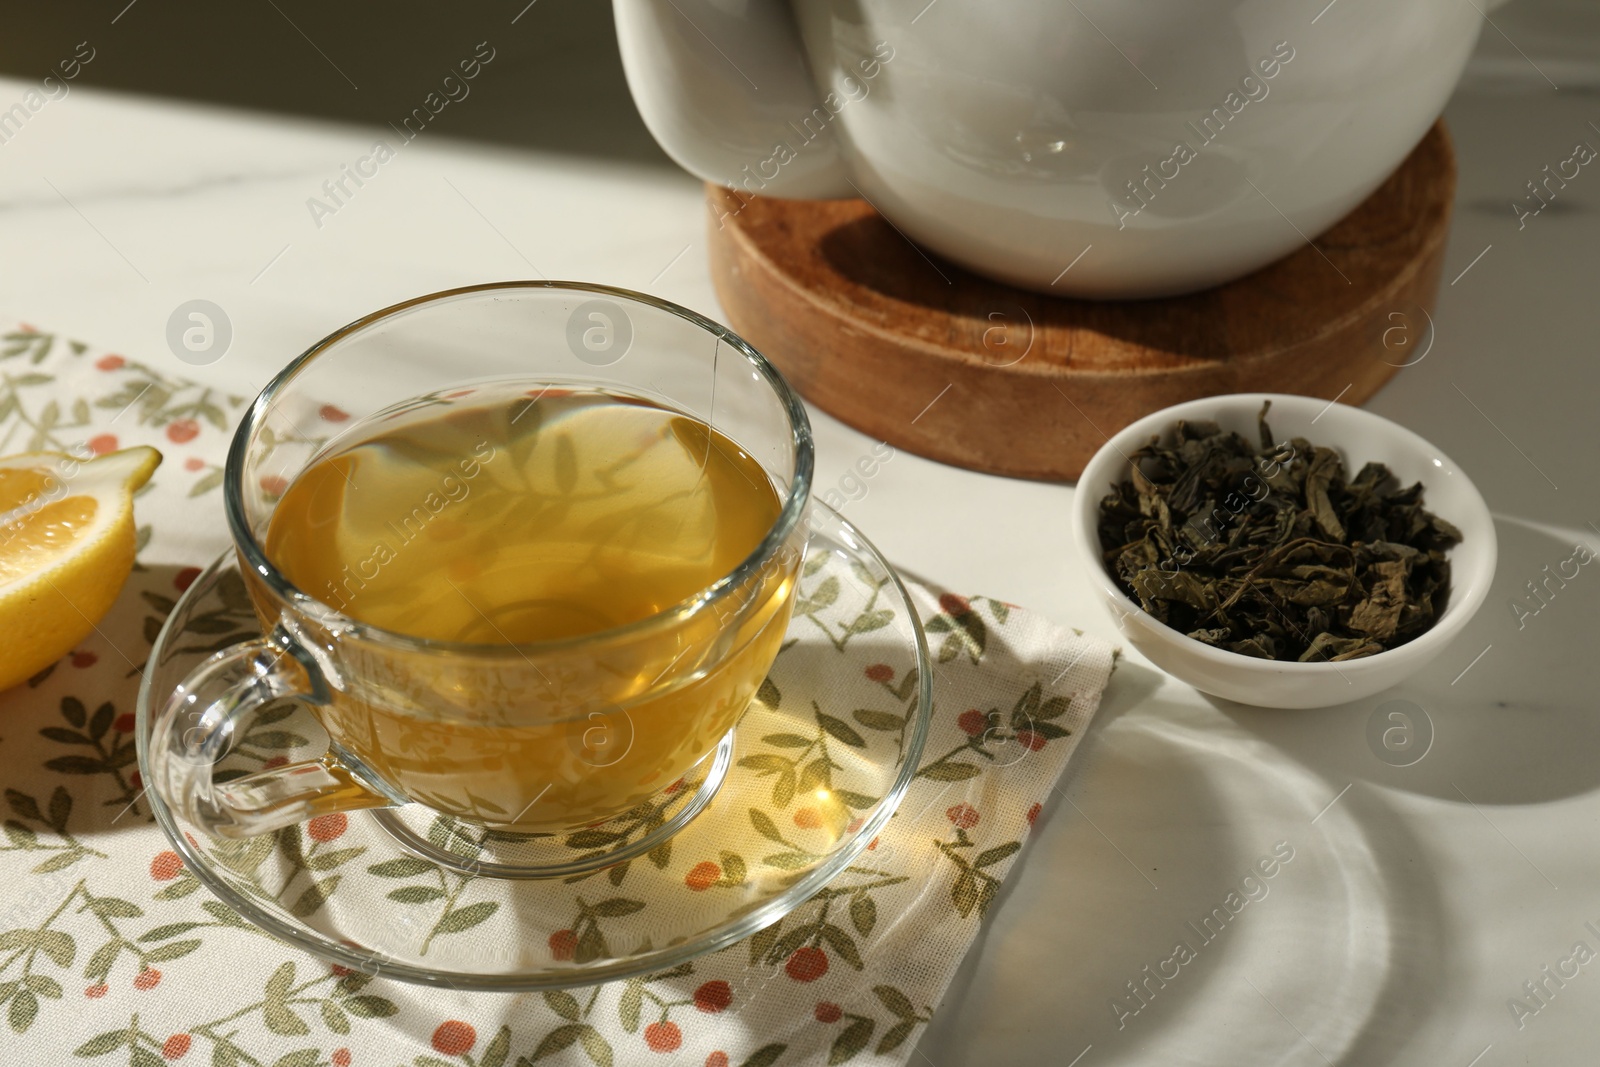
[150,851,183,881]
[815,1002,842,1023]
[938,593,970,616]
[173,567,202,593]
[319,404,350,422]
[161,1034,191,1060]
[864,663,894,682]
[184,456,206,471]
[946,804,979,830]
[87,433,118,456]
[786,946,828,982]
[133,967,161,990]
[644,1021,682,1052]
[95,354,125,370]
[694,980,732,1013]
[705,1055,729,1067]
[1027,802,1043,826]
[956,709,988,737]
[114,713,136,733]
[71,651,98,669]
[332,1051,351,1067]
[685,861,721,891]
[165,419,199,444]
[793,808,822,830]
[1017,730,1047,752]
[84,984,108,999]
[548,929,577,961]
[259,474,289,497]
[307,813,347,842]
[431,1021,476,1056]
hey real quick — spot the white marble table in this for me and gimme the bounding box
[1,0,1597,1062]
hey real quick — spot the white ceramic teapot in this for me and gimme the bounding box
[615,0,1489,298]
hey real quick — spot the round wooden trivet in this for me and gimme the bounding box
[707,120,1456,482]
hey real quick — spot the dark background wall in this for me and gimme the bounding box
[0,0,671,164]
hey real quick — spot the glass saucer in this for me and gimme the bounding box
[136,503,931,989]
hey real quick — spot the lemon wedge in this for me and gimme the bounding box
[0,446,161,690]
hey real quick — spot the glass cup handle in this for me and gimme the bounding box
[148,630,393,838]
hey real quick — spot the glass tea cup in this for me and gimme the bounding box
[148,282,814,876]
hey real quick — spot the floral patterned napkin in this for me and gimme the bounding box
[0,319,1118,1067]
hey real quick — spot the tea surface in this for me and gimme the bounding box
[266,386,781,643]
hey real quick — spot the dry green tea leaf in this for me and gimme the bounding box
[1095,402,1460,662]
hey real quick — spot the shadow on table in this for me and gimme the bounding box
[0,0,670,166]
[1212,515,1600,807]
[918,659,1448,1066]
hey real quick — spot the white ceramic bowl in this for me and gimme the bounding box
[1072,394,1496,709]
